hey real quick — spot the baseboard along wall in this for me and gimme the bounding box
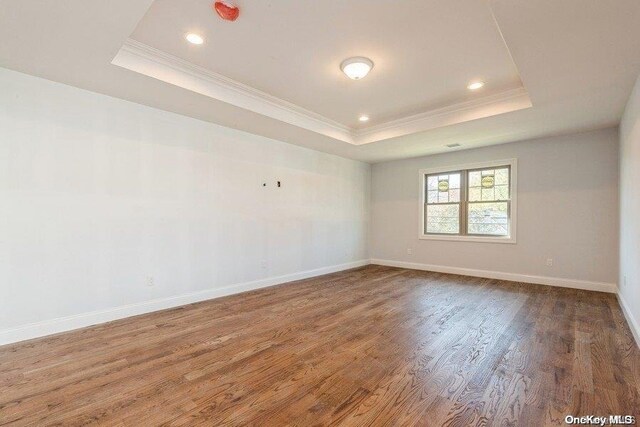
[617,293,640,349]
[3,258,629,347]
[0,260,369,346]
[370,259,617,294]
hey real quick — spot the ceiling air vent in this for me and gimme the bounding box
[446,143,461,148]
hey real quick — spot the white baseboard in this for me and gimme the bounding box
[617,292,640,349]
[370,259,617,294]
[1,258,623,347]
[0,260,369,346]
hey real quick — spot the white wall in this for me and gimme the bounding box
[371,128,619,289]
[0,68,370,343]
[619,74,640,344]
[0,63,631,346]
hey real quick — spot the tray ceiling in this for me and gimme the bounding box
[113,0,532,145]
[1,0,639,162]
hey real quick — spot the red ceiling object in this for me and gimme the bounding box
[213,1,240,21]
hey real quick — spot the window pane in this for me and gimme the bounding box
[449,188,460,203]
[449,174,460,189]
[481,188,494,201]
[427,176,438,191]
[495,168,509,185]
[427,172,461,204]
[426,204,459,234]
[467,202,509,236]
[469,171,481,187]
[469,187,481,202]
[468,167,510,202]
[495,185,509,200]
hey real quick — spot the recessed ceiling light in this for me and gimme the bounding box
[359,115,370,122]
[467,81,484,90]
[185,33,204,45]
[341,57,374,80]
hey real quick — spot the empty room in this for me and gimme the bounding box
[1,0,639,425]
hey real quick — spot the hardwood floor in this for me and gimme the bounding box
[1,265,639,426]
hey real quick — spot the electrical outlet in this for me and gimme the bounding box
[407,248,413,255]
[146,276,155,287]
[546,258,553,267]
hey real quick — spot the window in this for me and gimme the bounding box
[425,172,462,234]
[420,159,517,243]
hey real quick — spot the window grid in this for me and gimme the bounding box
[425,171,463,235]
[424,165,511,237]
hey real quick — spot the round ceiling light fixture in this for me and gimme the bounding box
[467,81,484,90]
[185,33,204,45]
[359,115,370,122]
[341,57,374,80]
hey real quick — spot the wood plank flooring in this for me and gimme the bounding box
[1,265,639,426]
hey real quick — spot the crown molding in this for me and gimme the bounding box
[112,39,532,146]
[352,87,531,145]
[112,39,355,144]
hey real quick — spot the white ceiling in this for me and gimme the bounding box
[1,0,639,162]
[129,0,524,128]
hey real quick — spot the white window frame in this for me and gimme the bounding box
[419,159,517,244]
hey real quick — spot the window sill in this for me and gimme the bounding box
[418,234,516,244]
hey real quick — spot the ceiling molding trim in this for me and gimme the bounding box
[112,39,531,146]
[112,39,355,144]
[352,87,532,145]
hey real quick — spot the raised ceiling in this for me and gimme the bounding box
[1,0,639,161]
[120,0,528,143]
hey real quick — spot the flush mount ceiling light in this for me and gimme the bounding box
[359,115,370,122]
[341,57,374,80]
[467,81,484,90]
[185,33,204,45]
